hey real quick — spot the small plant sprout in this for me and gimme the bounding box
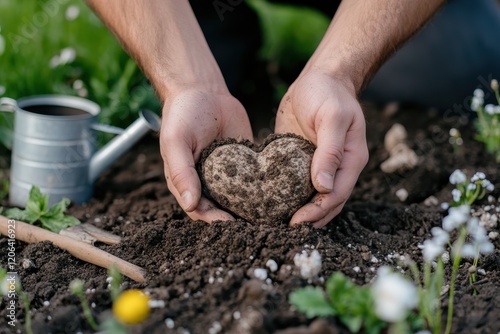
[418,204,494,334]
[289,272,387,334]
[448,128,463,155]
[0,268,33,334]
[113,289,151,325]
[470,80,500,162]
[4,185,80,233]
[108,265,123,302]
[448,170,494,206]
[70,279,98,330]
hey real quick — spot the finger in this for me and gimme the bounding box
[161,133,201,212]
[311,108,352,193]
[187,197,235,223]
[290,141,368,228]
[164,163,234,223]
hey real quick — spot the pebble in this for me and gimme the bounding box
[489,231,499,240]
[165,318,175,329]
[253,268,268,281]
[265,259,278,272]
[43,301,50,307]
[353,266,361,273]
[395,188,409,202]
[424,195,439,206]
[233,311,241,320]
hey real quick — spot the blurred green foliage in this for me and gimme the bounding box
[247,0,330,69]
[246,0,330,101]
[0,0,160,150]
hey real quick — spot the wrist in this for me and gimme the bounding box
[303,53,365,97]
[150,53,229,102]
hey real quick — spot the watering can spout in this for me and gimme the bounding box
[89,110,161,183]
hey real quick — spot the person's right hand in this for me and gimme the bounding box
[160,89,253,223]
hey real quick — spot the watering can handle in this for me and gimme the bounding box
[0,97,17,112]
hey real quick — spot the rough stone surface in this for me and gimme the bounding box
[198,133,316,224]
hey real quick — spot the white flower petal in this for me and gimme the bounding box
[449,170,467,185]
[372,268,418,322]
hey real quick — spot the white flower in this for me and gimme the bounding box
[467,183,477,191]
[60,47,76,64]
[471,172,486,182]
[467,218,487,240]
[495,105,500,114]
[372,266,418,322]
[454,217,495,258]
[491,79,499,91]
[440,202,450,210]
[431,227,450,245]
[485,104,495,115]
[449,169,467,185]
[482,179,494,192]
[293,250,322,279]
[65,5,80,21]
[49,47,76,68]
[442,205,470,231]
[473,88,485,98]
[451,189,462,202]
[422,239,445,263]
[471,96,484,111]
[50,55,61,68]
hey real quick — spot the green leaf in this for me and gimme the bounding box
[4,207,39,223]
[46,197,71,219]
[289,286,335,318]
[40,215,80,233]
[4,186,79,232]
[340,315,363,333]
[25,186,49,215]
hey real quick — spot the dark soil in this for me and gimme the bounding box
[1,103,500,334]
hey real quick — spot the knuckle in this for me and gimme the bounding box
[169,168,191,188]
[323,147,343,168]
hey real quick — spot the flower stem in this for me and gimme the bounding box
[19,291,33,334]
[445,228,467,334]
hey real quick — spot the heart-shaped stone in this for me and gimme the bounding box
[198,133,316,224]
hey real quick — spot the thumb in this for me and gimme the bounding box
[163,138,201,212]
[311,113,351,193]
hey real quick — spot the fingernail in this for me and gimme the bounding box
[181,191,194,211]
[317,171,334,191]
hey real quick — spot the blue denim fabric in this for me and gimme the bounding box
[362,0,500,110]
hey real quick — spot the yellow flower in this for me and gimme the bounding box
[113,289,150,325]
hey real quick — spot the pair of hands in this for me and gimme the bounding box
[159,70,368,228]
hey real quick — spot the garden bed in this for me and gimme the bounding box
[1,103,499,334]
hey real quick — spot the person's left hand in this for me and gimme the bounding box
[275,69,369,228]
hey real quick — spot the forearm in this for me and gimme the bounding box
[306,0,446,94]
[86,0,226,101]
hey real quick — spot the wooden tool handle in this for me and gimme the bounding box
[0,216,147,283]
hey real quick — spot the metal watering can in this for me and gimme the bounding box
[0,95,161,207]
